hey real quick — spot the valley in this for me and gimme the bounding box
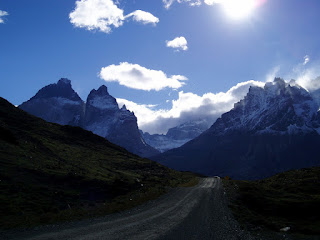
[2,1,320,239]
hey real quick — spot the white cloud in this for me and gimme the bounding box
[0,10,8,24]
[166,36,188,51]
[163,0,175,9]
[69,0,124,33]
[125,10,159,25]
[295,68,320,91]
[265,66,280,82]
[100,62,187,91]
[204,0,224,5]
[117,80,264,134]
[163,0,201,9]
[69,0,159,33]
[303,55,310,65]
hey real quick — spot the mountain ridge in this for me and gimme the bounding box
[19,79,158,157]
[141,118,213,152]
[153,78,320,179]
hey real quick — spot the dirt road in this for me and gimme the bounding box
[5,178,255,240]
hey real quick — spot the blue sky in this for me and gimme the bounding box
[1,0,320,133]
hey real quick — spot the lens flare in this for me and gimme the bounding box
[222,0,258,19]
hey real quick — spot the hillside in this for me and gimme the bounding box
[0,97,195,229]
[224,167,320,238]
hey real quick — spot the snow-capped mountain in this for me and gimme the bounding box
[19,79,158,157]
[19,78,85,126]
[153,78,320,179]
[211,78,320,135]
[141,118,212,152]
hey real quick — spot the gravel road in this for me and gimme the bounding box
[3,178,256,240]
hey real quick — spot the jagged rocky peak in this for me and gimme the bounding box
[96,85,109,95]
[121,104,127,111]
[19,78,84,126]
[118,104,136,120]
[30,78,82,102]
[58,78,72,85]
[87,85,118,110]
[212,77,319,135]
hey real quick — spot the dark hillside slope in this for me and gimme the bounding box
[225,167,320,236]
[0,97,194,229]
[154,133,320,180]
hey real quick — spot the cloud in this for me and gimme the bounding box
[203,0,223,5]
[265,66,280,82]
[125,10,159,25]
[117,80,264,134]
[0,10,8,24]
[69,0,159,33]
[69,0,124,33]
[163,0,175,9]
[166,36,188,51]
[281,57,320,91]
[100,62,187,91]
[163,0,201,9]
[303,55,310,65]
[295,68,320,91]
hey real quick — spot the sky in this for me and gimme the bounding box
[1,0,320,134]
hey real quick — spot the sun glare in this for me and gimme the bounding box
[222,0,258,20]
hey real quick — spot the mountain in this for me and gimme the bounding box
[0,97,194,229]
[141,118,212,152]
[83,85,158,157]
[19,78,85,126]
[19,79,158,157]
[153,78,320,179]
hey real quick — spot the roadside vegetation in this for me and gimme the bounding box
[224,167,320,237]
[0,97,198,229]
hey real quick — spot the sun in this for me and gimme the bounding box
[221,0,258,20]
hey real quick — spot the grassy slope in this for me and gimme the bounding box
[0,97,197,229]
[224,167,320,236]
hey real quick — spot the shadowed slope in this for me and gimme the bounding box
[0,97,194,229]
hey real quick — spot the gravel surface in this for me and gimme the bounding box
[2,178,258,240]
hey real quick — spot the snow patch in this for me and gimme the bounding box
[55,97,82,105]
[89,96,118,110]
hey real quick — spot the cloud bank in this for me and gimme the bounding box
[0,10,8,24]
[100,62,187,91]
[117,80,264,134]
[69,0,159,33]
[166,36,188,51]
